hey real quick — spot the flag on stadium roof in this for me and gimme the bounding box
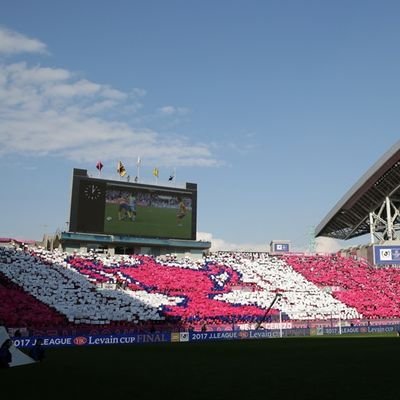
[152,167,159,177]
[96,161,103,171]
[117,161,127,177]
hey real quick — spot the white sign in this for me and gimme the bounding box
[380,249,392,261]
[180,332,189,342]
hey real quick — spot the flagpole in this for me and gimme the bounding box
[174,167,176,187]
[137,156,141,182]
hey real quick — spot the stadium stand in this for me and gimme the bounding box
[0,247,274,333]
[0,248,162,327]
[0,273,68,329]
[3,246,400,335]
[40,250,274,326]
[210,252,359,320]
[285,254,400,319]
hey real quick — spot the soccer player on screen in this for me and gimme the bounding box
[127,193,137,222]
[176,197,187,226]
[118,195,130,221]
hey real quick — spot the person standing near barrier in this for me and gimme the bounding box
[0,339,12,368]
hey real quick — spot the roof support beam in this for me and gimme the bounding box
[369,196,400,242]
[315,141,400,240]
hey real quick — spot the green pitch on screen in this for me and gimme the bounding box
[104,204,192,239]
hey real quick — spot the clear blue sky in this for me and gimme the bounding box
[1,1,399,251]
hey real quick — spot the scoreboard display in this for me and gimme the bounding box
[270,240,291,254]
[273,243,290,252]
[69,169,197,240]
[373,245,400,265]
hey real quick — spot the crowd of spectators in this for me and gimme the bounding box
[285,254,400,319]
[2,246,400,335]
[209,252,359,320]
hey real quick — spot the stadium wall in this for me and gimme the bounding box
[59,231,210,258]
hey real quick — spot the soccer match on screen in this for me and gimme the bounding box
[103,189,192,239]
[2,2,400,399]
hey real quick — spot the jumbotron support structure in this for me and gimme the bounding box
[315,140,400,243]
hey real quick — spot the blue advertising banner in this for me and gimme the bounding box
[190,330,278,341]
[373,245,400,265]
[13,329,310,348]
[282,328,310,337]
[323,325,399,336]
[12,332,171,348]
[12,324,396,349]
[274,243,290,252]
[189,329,310,342]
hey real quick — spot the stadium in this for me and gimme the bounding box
[2,141,400,399]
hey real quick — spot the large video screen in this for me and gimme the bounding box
[69,172,196,240]
[103,186,193,238]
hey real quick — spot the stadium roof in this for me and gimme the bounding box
[315,140,400,240]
